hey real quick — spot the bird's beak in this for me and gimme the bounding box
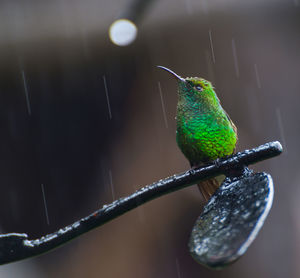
[157,66,186,83]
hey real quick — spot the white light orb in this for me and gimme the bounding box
[109,19,138,46]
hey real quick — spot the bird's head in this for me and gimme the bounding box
[157,66,215,101]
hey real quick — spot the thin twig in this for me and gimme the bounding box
[0,141,282,265]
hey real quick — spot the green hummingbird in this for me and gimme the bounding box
[158,66,238,201]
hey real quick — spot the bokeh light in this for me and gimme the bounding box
[109,19,137,46]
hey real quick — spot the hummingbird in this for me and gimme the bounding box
[157,66,238,201]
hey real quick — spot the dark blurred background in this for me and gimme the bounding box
[0,0,299,277]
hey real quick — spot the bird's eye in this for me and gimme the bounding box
[195,85,203,91]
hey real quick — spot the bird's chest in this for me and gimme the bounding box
[176,109,234,163]
[176,113,218,147]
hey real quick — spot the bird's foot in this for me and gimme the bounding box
[214,158,221,168]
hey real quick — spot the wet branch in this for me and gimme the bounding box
[0,141,282,265]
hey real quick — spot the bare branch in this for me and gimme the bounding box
[0,141,282,265]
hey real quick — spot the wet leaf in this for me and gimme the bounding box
[189,171,273,269]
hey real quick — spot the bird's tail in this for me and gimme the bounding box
[198,176,224,202]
